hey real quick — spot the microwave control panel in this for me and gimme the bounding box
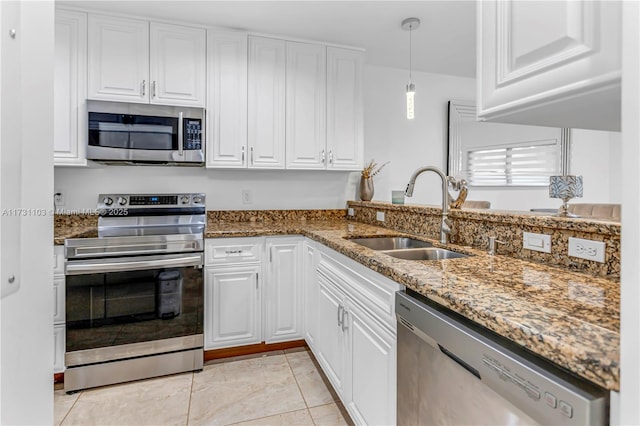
[184,119,202,150]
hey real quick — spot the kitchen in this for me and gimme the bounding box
[1,1,638,425]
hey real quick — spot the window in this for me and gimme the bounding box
[466,139,560,186]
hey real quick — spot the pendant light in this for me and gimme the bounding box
[402,17,420,120]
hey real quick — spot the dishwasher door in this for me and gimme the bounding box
[396,290,608,426]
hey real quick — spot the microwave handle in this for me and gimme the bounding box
[178,112,184,156]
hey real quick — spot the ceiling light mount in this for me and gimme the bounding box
[401,17,421,31]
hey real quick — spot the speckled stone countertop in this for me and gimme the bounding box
[55,217,620,390]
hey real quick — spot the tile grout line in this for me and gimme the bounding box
[185,371,196,426]
[284,351,317,426]
[57,389,83,426]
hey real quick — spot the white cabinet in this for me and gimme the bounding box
[264,236,303,343]
[149,22,206,107]
[326,47,364,170]
[285,42,327,170]
[204,236,303,350]
[206,31,248,168]
[54,9,87,166]
[477,0,621,130]
[53,245,65,373]
[204,265,262,350]
[88,14,205,107]
[248,36,286,169]
[303,239,319,349]
[310,244,400,426]
[88,14,149,103]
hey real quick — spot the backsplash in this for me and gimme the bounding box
[347,201,621,277]
[207,209,346,223]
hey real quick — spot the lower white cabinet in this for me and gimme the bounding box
[204,236,303,350]
[53,245,66,374]
[204,265,262,349]
[309,243,400,426]
[264,236,303,343]
[303,239,318,350]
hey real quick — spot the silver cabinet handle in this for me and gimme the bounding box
[142,80,146,96]
[224,249,243,254]
[250,146,254,165]
[321,149,326,164]
[178,112,184,156]
[341,309,348,332]
[256,272,259,290]
[152,80,157,97]
[329,150,334,165]
[241,146,245,163]
[338,305,344,327]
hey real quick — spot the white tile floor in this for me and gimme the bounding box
[54,348,353,426]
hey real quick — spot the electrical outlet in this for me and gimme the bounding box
[54,190,65,207]
[376,211,385,221]
[241,190,252,205]
[568,237,605,263]
[347,208,355,216]
[523,232,551,253]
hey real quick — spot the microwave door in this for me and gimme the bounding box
[128,115,177,151]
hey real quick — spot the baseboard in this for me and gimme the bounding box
[204,340,307,362]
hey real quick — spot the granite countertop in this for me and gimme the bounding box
[55,218,620,391]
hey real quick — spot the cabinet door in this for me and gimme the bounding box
[54,9,87,166]
[248,36,286,169]
[477,0,621,130]
[285,42,327,170]
[54,324,66,373]
[150,22,205,107]
[88,14,149,103]
[344,301,396,426]
[315,272,347,398]
[264,237,303,343]
[204,265,262,350]
[326,47,364,171]
[303,240,318,349]
[206,31,248,168]
[53,276,65,324]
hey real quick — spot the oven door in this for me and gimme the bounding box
[65,253,203,357]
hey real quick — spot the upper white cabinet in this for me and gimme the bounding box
[477,0,622,131]
[88,14,205,107]
[55,9,87,166]
[326,47,364,170]
[149,23,206,106]
[206,31,248,168]
[88,14,149,103]
[248,36,287,169]
[285,42,327,170]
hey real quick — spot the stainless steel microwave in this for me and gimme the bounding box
[87,100,204,166]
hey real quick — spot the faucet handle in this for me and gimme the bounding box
[488,236,505,255]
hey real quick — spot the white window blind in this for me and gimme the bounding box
[466,139,560,186]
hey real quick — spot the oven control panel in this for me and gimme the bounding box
[97,193,206,209]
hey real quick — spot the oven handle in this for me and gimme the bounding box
[66,253,203,275]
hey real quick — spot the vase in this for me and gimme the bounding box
[359,177,374,201]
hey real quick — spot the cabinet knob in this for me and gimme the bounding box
[8,275,15,284]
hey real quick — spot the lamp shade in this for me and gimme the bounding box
[549,175,583,199]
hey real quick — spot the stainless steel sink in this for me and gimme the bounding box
[381,248,469,260]
[348,236,433,251]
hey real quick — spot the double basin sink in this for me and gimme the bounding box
[347,236,469,260]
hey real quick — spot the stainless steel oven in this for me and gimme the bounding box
[87,100,204,165]
[64,193,205,392]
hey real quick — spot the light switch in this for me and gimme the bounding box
[376,211,385,221]
[523,232,551,253]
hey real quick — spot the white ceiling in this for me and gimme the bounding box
[58,0,477,78]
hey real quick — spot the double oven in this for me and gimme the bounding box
[64,193,205,392]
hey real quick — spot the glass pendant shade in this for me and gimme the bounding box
[406,83,415,120]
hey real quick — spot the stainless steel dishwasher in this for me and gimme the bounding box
[396,290,609,425]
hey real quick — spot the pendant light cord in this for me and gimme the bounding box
[409,23,413,83]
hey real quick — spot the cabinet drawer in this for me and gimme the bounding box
[205,237,264,266]
[54,245,65,275]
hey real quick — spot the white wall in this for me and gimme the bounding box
[363,65,476,206]
[0,2,54,424]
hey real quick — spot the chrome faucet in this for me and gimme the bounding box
[405,166,452,244]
